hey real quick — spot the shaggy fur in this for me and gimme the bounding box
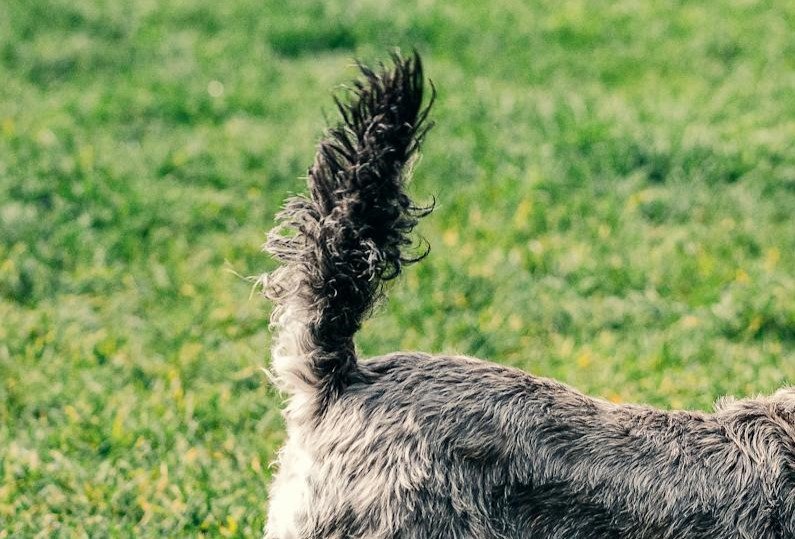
[263,53,795,539]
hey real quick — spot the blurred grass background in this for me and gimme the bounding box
[1,0,794,535]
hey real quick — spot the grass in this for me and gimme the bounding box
[1,0,794,535]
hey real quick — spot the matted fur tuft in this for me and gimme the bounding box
[264,52,434,417]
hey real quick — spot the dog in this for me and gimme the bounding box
[262,53,795,538]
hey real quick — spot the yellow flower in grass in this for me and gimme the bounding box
[513,198,533,228]
[219,516,238,537]
[508,314,523,331]
[442,229,458,246]
[64,405,80,423]
[1,117,14,137]
[747,315,763,335]
[184,447,200,464]
[576,350,591,369]
[681,315,700,329]
[764,247,780,271]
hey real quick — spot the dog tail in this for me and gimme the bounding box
[263,52,433,416]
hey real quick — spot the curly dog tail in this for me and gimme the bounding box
[263,52,433,419]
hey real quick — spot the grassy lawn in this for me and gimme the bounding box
[1,0,794,535]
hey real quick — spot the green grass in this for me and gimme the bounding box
[1,0,794,535]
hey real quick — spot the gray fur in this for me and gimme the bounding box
[263,53,795,538]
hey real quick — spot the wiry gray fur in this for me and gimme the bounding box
[263,52,432,417]
[263,53,795,539]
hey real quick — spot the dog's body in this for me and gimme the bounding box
[263,54,795,538]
